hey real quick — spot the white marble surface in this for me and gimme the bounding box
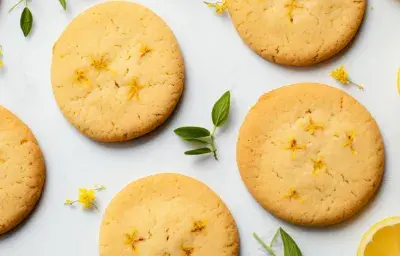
[1,0,400,255]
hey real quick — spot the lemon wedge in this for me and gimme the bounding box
[358,216,400,256]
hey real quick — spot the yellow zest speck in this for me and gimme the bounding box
[204,1,227,14]
[91,55,110,71]
[283,188,301,200]
[285,138,306,159]
[124,229,146,251]
[139,44,152,58]
[311,157,325,176]
[343,131,357,155]
[305,117,324,135]
[127,77,146,100]
[330,65,364,90]
[285,0,302,22]
[397,68,400,95]
[191,220,206,233]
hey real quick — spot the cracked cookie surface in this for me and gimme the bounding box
[99,173,239,256]
[0,106,45,234]
[51,1,184,142]
[236,83,384,226]
[226,0,366,66]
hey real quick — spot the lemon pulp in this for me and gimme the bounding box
[364,223,400,256]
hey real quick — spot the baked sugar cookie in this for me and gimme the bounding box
[99,173,239,256]
[0,106,45,234]
[226,0,366,66]
[237,83,384,226]
[52,1,184,142]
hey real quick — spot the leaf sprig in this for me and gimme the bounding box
[9,0,67,38]
[253,228,302,256]
[174,91,231,160]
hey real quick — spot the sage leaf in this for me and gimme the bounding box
[20,7,33,37]
[279,228,302,256]
[212,91,230,127]
[184,148,212,155]
[59,0,67,10]
[174,127,210,139]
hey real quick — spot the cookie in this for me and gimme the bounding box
[237,83,384,226]
[51,1,184,142]
[226,0,366,66]
[0,106,45,234]
[99,173,239,256]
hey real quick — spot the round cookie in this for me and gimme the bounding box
[51,1,184,142]
[99,173,239,256]
[237,83,384,226]
[0,106,45,234]
[226,0,366,66]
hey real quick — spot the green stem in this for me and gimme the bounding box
[210,126,218,160]
[9,0,24,13]
[270,229,280,247]
[253,233,276,256]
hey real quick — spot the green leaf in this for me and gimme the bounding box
[253,233,276,256]
[174,127,210,139]
[59,0,67,10]
[20,7,33,37]
[184,148,212,155]
[279,228,302,256]
[212,91,230,127]
[183,138,209,144]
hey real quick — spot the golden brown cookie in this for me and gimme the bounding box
[237,83,384,226]
[226,0,366,66]
[0,106,45,234]
[99,173,239,256]
[51,1,184,142]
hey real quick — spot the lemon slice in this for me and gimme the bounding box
[358,216,400,256]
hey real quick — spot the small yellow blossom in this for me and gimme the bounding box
[285,0,302,22]
[65,185,106,210]
[181,245,195,256]
[124,229,146,251]
[73,69,91,86]
[191,220,206,233]
[283,188,301,200]
[343,131,357,155]
[204,1,227,14]
[139,44,152,58]
[285,138,306,159]
[330,65,364,90]
[397,68,400,95]
[311,157,326,176]
[304,117,324,135]
[0,45,3,68]
[91,55,110,71]
[127,77,146,100]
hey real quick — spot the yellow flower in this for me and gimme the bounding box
[343,131,357,155]
[311,157,325,176]
[91,55,110,71]
[204,1,227,14]
[285,138,306,159]
[139,44,152,58]
[65,185,105,210]
[330,65,364,90]
[283,188,301,200]
[124,229,146,251]
[0,45,3,68]
[64,199,74,205]
[127,77,146,100]
[78,188,96,209]
[397,68,400,95]
[304,117,324,136]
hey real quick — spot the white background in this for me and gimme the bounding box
[0,0,400,255]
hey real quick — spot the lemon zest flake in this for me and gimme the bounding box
[204,1,227,14]
[64,185,106,210]
[91,55,110,71]
[330,65,364,90]
[283,188,301,200]
[139,44,152,58]
[181,245,195,256]
[285,0,303,23]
